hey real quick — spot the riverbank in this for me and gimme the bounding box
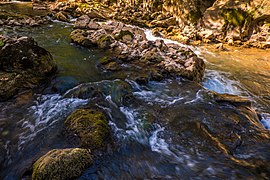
[45,0,270,49]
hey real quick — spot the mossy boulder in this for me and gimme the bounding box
[65,109,111,149]
[32,148,92,180]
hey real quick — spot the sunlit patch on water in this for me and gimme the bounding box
[17,94,88,150]
[202,70,270,130]
[202,70,246,96]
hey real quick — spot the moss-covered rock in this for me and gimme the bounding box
[115,30,134,42]
[32,148,92,180]
[222,8,250,28]
[99,56,111,64]
[140,49,165,64]
[97,34,115,49]
[70,29,93,47]
[65,109,111,149]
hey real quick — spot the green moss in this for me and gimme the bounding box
[97,34,114,49]
[99,56,111,64]
[32,148,92,180]
[0,40,5,48]
[65,109,111,149]
[77,3,91,10]
[222,8,250,28]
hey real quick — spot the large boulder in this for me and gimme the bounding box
[65,109,111,150]
[32,148,92,180]
[71,19,205,82]
[0,35,57,101]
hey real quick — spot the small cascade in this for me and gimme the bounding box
[18,94,88,150]
[202,69,246,96]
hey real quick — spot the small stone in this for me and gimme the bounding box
[228,39,234,46]
[54,12,69,22]
[215,43,226,51]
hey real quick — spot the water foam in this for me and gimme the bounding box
[260,113,270,130]
[202,70,246,96]
[128,80,186,107]
[18,94,88,150]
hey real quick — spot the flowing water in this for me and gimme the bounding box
[199,45,270,129]
[1,3,270,179]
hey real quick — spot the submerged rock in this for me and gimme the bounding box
[32,148,92,180]
[71,19,205,82]
[0,35,57,101]
[65,109,111,150]
[156,89,270,177]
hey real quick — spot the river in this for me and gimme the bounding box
[0,3,270,179]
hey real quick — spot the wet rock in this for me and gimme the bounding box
[65,109,111,150]
[0,35,57,101]
[114,30,134,42]
[63,79,134,106]
[215,43,226,51]
[152,28,163,37]
[32,148,92,180]
[71,18,205,82]
[0,36,55,74]
[87,20,101,30]
[87,10,106,20]
[74,15,90,29]
[70,29,93,47]
[149,17,177,28]
[97,34,115,49]
[228,39,234,46]
[135,75,149,85]
[155,86,270,176]
[214,93,252,107]
[54,12,69,22]
[0,140,6,171]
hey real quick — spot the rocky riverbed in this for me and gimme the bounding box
[0,1,270,180]
[47,0,270,48]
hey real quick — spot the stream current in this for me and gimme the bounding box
[0,19,270,179]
